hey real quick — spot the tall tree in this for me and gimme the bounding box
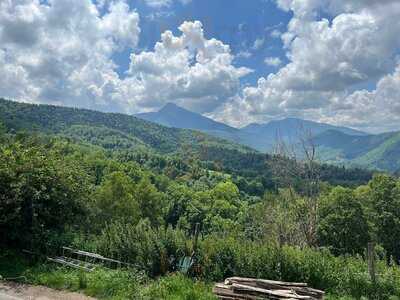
[368,175,400,262]
[93,171,140,225]
[135,176,165,227]
[317,187,370,256]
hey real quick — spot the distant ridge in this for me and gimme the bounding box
[135,103,400,172]
[136,104,368,151]
[136,103,245,143]
[2,98,397,172]
[314,129,400,172]
[242,117,367,138]
[0,98,251,155]
[136,103,238,133]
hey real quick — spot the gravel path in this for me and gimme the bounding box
[0,282,96,300]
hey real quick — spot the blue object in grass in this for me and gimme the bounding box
[178,256,194,274]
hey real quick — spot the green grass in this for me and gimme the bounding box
[0,250,215,299]
[4,249,399,300]
[143,274,215,300]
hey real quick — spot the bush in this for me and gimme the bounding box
[95,220,187,276]
[0,141,90,250]
[195,236,400,299]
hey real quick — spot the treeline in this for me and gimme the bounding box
[1,129,400,298]
[0,98,373,197]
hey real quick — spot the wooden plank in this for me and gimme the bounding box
[231,283,312,300]
[214,278,324,300]
[226,277,308,287]
[213,286,260,300]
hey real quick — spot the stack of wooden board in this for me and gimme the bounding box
[213,277,324,300]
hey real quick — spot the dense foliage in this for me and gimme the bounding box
[1,99,400,299]
[0,98,373,195]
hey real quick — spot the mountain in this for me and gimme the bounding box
[137,103,237,133]
[242,118,366,137]
[134,103,400,172]
[241,118,367,151]
[136,103,244,143]
[0,98,373,189]
[314,130,400,172]
[0,98,251,155]
[136,104,367,152]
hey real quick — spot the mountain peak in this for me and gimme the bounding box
[160,102,180,110]
[136,102,238,134]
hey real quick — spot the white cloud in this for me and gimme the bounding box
[264,57,282,67]
[0,4,250,115]
[143,0,191,8]
[270,29,282,38]
[326,63,400,133]
[144,0,172,8]
[1,0,399,133]
[0,0,140,111]
[252,38,265,50]
[125,20,252,113]
[216,0,400,132]
[237,51,252,59]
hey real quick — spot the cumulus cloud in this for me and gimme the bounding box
[0,2,249,115]
[264,57,282,67]
[1,0,399,133]
[143,0,191,8]
[236,51,252,59]
[125,20,252,113]
[252,38,265,50]
[326,63,400,133]
[144,0,172,8]
[0,0,140,111]
[215,0,400,132]
[270,29,282,38]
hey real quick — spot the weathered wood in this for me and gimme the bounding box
[214,277,324,300]
[213,286,260,300]
[225,279,323,298]
[226,277,308,287]
[231,283,312,299]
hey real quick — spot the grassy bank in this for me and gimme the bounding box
[0,250,214,300]
[4,247,400,300]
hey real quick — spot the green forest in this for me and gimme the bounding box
[1,99,400,299]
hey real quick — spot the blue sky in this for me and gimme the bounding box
[114,0,291,86]
[1,0,400,133]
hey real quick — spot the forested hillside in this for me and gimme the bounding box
[0,98,372,193]
[2,98,400,300]
[134,103,400,173]
[315,130,400,172]
[0,98,252,154]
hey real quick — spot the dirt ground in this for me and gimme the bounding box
[0,281,96,300]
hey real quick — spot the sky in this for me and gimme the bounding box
[0,0,399,133]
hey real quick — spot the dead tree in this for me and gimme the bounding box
[268,123,321,247]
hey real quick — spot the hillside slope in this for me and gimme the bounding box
[315,130,400,172]
[241,118,367,151]
[136,103,246,143]
[135,104,367,152]
[0,99,251,154]
[0,98,373,188]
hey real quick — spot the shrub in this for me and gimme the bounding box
[95,220,187,276]
[195,236,400,299]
